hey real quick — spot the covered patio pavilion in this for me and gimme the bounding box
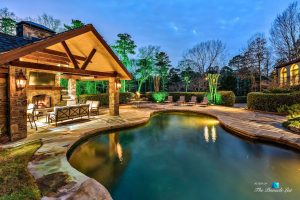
[0,23,131,143]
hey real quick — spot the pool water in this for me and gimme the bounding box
[69,112,300,200]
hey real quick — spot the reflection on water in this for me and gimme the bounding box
[69,112,300,200]
[109,133,123,163]
[204,125,217,143]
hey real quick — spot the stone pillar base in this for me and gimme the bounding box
[109,77,120,116]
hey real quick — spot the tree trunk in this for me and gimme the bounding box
[153,76,160,92]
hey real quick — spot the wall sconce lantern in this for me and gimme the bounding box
[116,79,122,90]
[16,71,27,90]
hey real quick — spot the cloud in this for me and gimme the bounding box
[192,29,197,35]
[219,17,240,25]
[170,23,179,32]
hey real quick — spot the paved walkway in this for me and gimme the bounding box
[1,104,300,199]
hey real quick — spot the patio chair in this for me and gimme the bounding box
[186,96,197,106]
[164,96,173,104]
[199,97,209,107]
[176,96,185,105]
[86,100,100,115]
[27,103,38,130]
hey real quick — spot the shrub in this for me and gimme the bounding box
[79,92,134,106]
[286,104,300,119]
[219,91,235,106]
[146,91,235,107]
[283,117,300,132]
[151,92,169,103]
[264,87,291,93]
[247,92,300,112]
[235,96,247,103]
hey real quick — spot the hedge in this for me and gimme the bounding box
[247,92,300,112]
[146,91,235,107]
[235,96,247,103]
[79,92,134,106]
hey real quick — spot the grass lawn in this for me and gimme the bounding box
[0,142,42,200]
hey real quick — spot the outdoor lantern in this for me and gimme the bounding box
[116,79,122,90]
[16,71,27,90]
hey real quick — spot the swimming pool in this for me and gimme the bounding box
[69,112,300,200]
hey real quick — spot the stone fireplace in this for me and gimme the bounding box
[32,94,51,108]
[26,69,62,107]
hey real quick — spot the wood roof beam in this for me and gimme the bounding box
[10,60,117,77]
[37,49,87,62]
[81,48,96,70]
[61,41,79,69]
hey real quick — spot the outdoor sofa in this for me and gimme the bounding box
[48,104,90,126]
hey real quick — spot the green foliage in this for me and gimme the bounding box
[277,104,290,113]
[264,87,291,93]
[0,8,16,35]
[0,142,41,200]
[207,73,220,104]
[180,67,193,92]
[0,17,16,35]
[60,78,68,89]
[247,92,300,112]
[146,91,235,106]
[111,33,136,92]
[154,52,171,91]
[235,96,247,103]
[283,117,300,131]
[64,19,84,30]
[76,81,108,96]
[219,91,235,106]
[151,92,169,103]
[79,92,134,106]
[135,45,160,92]
[219,66,237,93]
[286,104,300,119]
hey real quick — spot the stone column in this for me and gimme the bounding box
[286,65,291,86]
[8,66,27,141]
[68,78,77,101]
[0,70,9,143]
[109,77,120,116]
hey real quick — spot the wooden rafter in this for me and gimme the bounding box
[81,49,96,70]
[38,49,87,62]
[61,41,79,69]
[22,53,70,65]
[10,60,117,77]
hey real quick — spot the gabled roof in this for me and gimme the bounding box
[0,24,132,80]
[17,21,56,34]
[0,32,37,53]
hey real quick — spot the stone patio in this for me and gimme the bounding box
[1,104,300,199]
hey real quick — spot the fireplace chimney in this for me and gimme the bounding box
[16,21,56,40]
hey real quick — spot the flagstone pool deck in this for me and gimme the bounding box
[1,104,300,199]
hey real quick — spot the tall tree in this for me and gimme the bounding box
[64,19,85,30]
[270,2,300,62]
[181,40,226,90]
[135,45,159,93]
[112,33,136,92]
[245,33,269,91]
[154,51,171,91]
[180,67,192,92]
[0,8,16,35]
[219,66,237,93]
[35,13,61,32]
[168,68,181,92]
